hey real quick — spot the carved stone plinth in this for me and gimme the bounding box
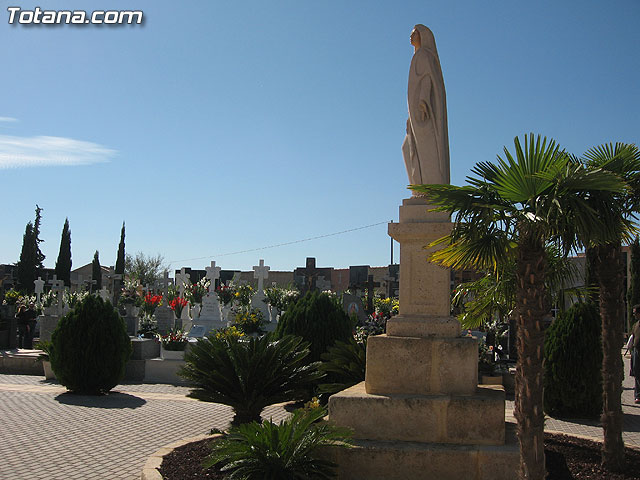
[325,198,518,479]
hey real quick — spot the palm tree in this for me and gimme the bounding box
[581,143,640,471]
[411,133,625,480]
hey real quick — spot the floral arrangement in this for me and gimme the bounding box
[64,290,89,309]
[169,297,188,318]
[234,284,254,310]
[216,285,236,306]
[166,284,179,304]
[3,288,22,305]
[232,308,265,335]
[373,296,399,319]
[354,311,386,344]
[157,329,190,351]
[138,315,157,338]
[141,293,162,316]
[119,280,141,306]
[214,325,245,340]
[185,277,210,306]
[40,290,57,308]
[263,285,299,312]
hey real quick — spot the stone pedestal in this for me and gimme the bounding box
[325,198,518,479]
[195,294,226,334]
[38,315,59,342]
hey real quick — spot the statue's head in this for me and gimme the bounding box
[412,24,437,53]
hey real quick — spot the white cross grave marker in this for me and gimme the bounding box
[206,261,221,289]
[34,277,45,305]
[252,259,270,293]
[175,268,190,297]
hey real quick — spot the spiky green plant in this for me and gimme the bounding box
[179,334,322,425]
[317,337,366,396]
[205,407,351,479]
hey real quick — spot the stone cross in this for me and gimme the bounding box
[175,268,190,297]
[159,270,173,298]
[84,278,97,293]
[365,274,380,313]
[99,287,110,302]
[252,259,270,293]
[205,261,221,291]
[34,277,45,305]
[108,273,123,296]
[300,257,319,294]
[49,276,65,315]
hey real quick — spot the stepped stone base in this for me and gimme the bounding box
[329,382,505,445]
[387,314,461,337]
[365,334,478,395]
[321,425,519,480]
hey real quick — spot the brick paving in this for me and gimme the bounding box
[2,353,640,479]
[0,373,289,480]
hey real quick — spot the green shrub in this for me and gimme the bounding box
[543,301,602,418]
[205,407,351,479]
[275,291,353,362]
[50,295,131,394]
[179,334,322,425]
[318,337,367,396]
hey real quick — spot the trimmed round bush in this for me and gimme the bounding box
[50,295,132,394]
[543,301,602,419]
[275,291,353,362]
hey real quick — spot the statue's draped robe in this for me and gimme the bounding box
[402,24,450,186]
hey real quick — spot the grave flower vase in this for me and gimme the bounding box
[160,344,186,360]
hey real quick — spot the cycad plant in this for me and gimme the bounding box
[179,334,322,425]
[317,337,367,396]
[412,133,625,480]
[205,407,351,479]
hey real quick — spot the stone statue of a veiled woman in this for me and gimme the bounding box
[402,24,450,186]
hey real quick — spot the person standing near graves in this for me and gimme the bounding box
[630,305,640,404]
[16,303,37,349]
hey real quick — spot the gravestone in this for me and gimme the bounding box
[250,259,270,321]
[383,264,400,298]
[294,257,333,294]
[154,306,174,335]
[342,293,367,324]
[196,261,225,334]
[316,275,332,291]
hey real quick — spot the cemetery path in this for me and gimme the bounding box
[505,352,640,449]
[0,374,288,480]
[1,353,639,479]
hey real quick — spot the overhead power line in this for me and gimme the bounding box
[168,221,389,266]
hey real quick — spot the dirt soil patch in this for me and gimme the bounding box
[159,433,640,479]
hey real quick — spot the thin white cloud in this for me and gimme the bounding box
[0,135,116,169]
[0,117,18,123]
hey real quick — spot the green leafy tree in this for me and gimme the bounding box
[125,252,166,287]
[581,142,640,471]
[544,302,602,418]
[275,291,353,363]
[92,250,102,291]
[54,218,72,287]
[50,295,131,394]
[16,205,45,293]
[412,134,625,480]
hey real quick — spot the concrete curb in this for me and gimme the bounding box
[140,433,221,480]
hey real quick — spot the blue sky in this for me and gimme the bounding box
[1,0,638,273]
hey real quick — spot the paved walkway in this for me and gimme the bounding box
[1,354,639,479]
[0,373,289,480]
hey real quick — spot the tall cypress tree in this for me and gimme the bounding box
[16,222,36,293]
[55,218,72,287]
[92,251,102,291]
[16,205,46,293]
[627,237,640,331]
[115,222,125,275]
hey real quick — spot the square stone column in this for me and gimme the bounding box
[387,196,460,338]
